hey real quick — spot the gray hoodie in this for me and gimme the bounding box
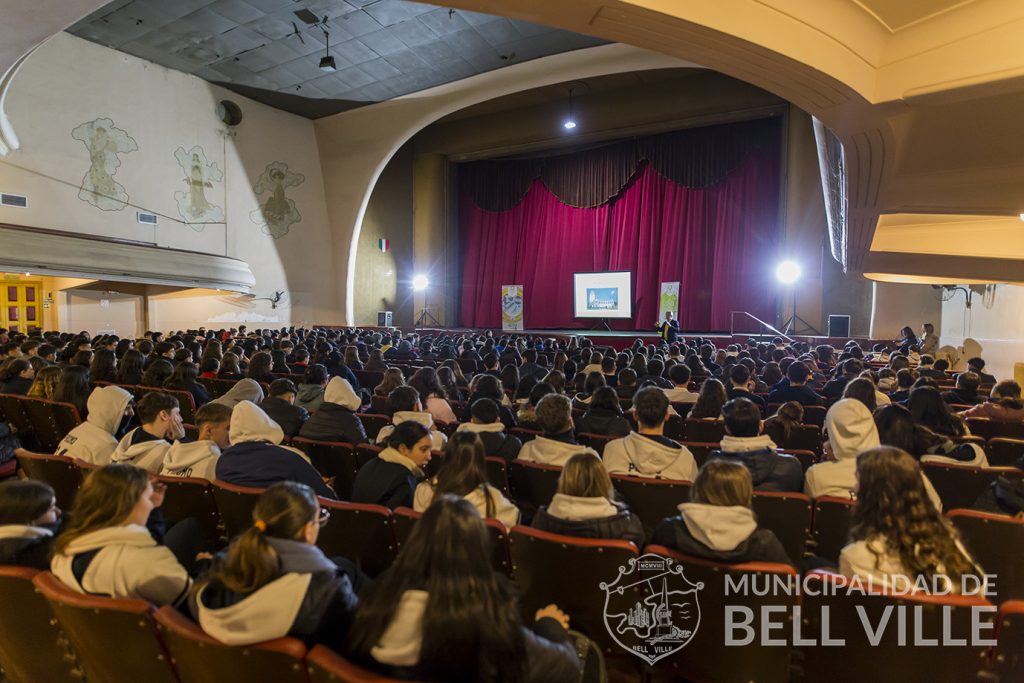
[212,379,265,409]
[603,432,697,481]
[159,440,222,481]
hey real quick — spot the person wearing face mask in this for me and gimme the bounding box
[352,421,432,510]
[56,385,135,464]
[160,403,233,481]
[110,392,186,473]
[51,464,206,606]
[0,480,63,568]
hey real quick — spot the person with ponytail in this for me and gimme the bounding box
[960,380,1024,422]
[0,358,35,395]
[414,432,520,527]
[840,447,984,594]
[51,464,205,606]
[762,401,804,449]
[346,495,580,682]
[191,482,359,649]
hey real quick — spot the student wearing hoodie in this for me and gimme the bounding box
[531,452,645,548]
[603,387,697,481]
[575,386,632,438]
[259,379,310,438]
[652,460,792,566]
[663,364,699,404]
[298,376,368,445]
[374,386,447,451]
[455,398,522,462]
[840,448,983,594]
[294,363,329,413]
[160,403,233,481]
[111,392,185,473]
[346,495,580,682]
[804,398,880,500]
[517,394,598,466]
[352,421,431,510]
[216,401,337,500]
[0,480,61,568]
[51,464,200,606]
[414,432,520,528]
[710,398,802,493]
[211,378,265,410]
[56,385,134,464]
[191,482,359,649]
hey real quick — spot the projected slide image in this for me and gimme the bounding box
[587,288,619,311]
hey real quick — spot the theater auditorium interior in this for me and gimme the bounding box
[1,1,1023,681]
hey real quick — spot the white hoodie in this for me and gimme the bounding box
[678,503,758,551]
[839,536,983,595]
[376,411,447,451]
[159,440,222,481]
[230,400,309,462]
[195,573,311,645]
[110,428,173,474]
[804,399,879,500]
[545,493,620,521]
[324,377,360,410]
[663,386,699,404]
[50,524,190,606]
[517,435,598,466]
[413,481,520,528]
[603,432,697,482]
[372,589,428,667]
[56,386,133,465]
[455,421,506,435]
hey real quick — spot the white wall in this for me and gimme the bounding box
[870,282,942,340]
[64,290,142,338]
[941,284,1024,381]
[0,33,338,327]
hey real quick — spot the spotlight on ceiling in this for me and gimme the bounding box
[319,55,336,72]
[562,87,577,132]
[563,119,577,130]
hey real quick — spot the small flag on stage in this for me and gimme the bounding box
[378,238,389,253]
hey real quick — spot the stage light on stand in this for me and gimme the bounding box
[412,275,429,291]
[775,260,801,285]
[412,275,439,328]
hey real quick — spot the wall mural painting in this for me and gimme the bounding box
[250,161,305,239]
[174,145,224,230]
[71,117,138,211]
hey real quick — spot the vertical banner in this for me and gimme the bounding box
[501,285,524,331]
[659,282,680,321]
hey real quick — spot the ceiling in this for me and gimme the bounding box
[851,0,979,32]
[65,0,607,118]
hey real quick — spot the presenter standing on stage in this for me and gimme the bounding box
[657,311,680,343]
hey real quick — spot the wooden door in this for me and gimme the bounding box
[2,282,42,333]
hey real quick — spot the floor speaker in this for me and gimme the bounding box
[377,311,393,327]
[828,314,851,338]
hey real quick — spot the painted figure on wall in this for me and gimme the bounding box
[174,145,224,228]
[250,161,305,239]
[71,117,137,211]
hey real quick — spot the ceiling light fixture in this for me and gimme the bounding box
[319,29,336,72]
[563,87,577,131]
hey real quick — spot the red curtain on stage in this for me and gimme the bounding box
[458,133,782,331]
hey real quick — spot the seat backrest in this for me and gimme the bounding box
[811,496,855,563]
[355,443,383,469]
[133,387,197,425]
[923,463,1021,510]
[778,424,823,455]
[355,413,392,440]
[683,419,726,443]
[211,479,265,539]
[967,418,1024,441]
[994,601,1024,682]
[644,545,796,683]
[801,405,827,427]
[986,437,1024,468]
[948,509,1024,603]
[0,393,33,436]
[0,567,82,682]
[485,456,510,496]
[154,606,308,683]
[368,395,392,415]
[509,525,638,654]
[577,432,614,456]
[750,491,811,566]
[510,427,540,442]
[681,442,719,468]
[317,498,396,577]
[155,474,223,546]
[33,572,178,683]
[354,370,385,390]
[22,397,81,451]
[801,571,994,683]
[393,507,512,576]
[610,474,691,540]
[15,450,84,509]
[508,460,561,510]
[291,437,359,499]
[306,643,412,683]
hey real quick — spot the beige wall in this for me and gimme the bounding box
[0,33,337,327]
[869,282,942,340]
[941,284,1024,381]
[64,289,142,339]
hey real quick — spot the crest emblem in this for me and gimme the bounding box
[601,553,703,664]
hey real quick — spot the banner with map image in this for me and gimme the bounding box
[501,285,524,331]
[659,282,680,321]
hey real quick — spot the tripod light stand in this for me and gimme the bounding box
[412,275,441,329]
[776,261,819,335]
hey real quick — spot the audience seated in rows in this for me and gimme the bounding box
[111,391,186,473]
[517,394,598,465]
[159,402,233,480]
[712,397,802,492]
[603,386,697,481]
[353,421,431,510]
[574,386,631,438]
[298,376,367,445]
[454,398,522,462]
[375,386,447,451]
[56,384,134,463]
[259,378,309,438]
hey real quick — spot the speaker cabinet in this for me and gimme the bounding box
[828,315,851,338]
[377,311,393,327]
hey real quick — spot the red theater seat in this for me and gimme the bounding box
[947,509,1024,603]
[0,567,82,682]
[15,449,84,509]
[306,643,413,683]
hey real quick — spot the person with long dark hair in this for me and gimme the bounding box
[574,386,631,438]
[689,378,728,420]
[346,495,579,681]
[89,348,118,384]
[140,359,174,388]
[164,360,213,407]
[841,447,983,594]
[116,348,146,386]
[408,367,457,424]
[53,365,91,418]
[191,482,359,649]
[246,351,277,384]
[907,386,968,437]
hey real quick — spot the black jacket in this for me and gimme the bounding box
[727,387,767,413]
[0,527,55,569]
[259,396,310,437]
[0,377,33,395]
[216,442,337,499]
[941,389,984,406]
[767,384,824,407]
[531,506,645,548]
[466,394,517,430]
[822,375,855,399]
[972,476,1024,517]
[473,430,523,463]
[351,459,420,509]
[575,408,631,438]
[519,362,548,381]
[651,516,792,566]
[299,402,368,445]
[710,448,804,493]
